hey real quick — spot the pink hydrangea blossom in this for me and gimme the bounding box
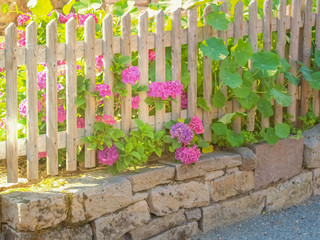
[19,99,42,117]
[76,64,81,70]
[38,151,47,159]
[147,81,183,100]
[58,65,66,76]
[58,12,77,24]
[175,145,201,164]
[17,30,25,39]
[97,144,119,166]
[102,114,116,125]
[17,14,31,26]
[181,92,188,109]
[37,71,46,90]
[148,49,156,62]
[77,118,85,128]
[166,81,183,99]
[0,118,6,129]
[57,60,66,66]
[57,83,64,91]
[121,66,140,85]
[0,67,4,72]
[0,42,5,49]
[95,55,103,72]
[17,37,26,47]
[96,84,111,98]
[189,116,204,134]
[131,96,140,109]
[78,13,98,26]
[57,105,66,123]
[95,116,102,122]
[170,122,193,145]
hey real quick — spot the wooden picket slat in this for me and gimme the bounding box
[103,14,114,116]
[138,11,149,122]
[155,10,165,131]
[171,8,182,121]
[46,20,58,175]
[261,0,272,128]
[314,0,320,117]
[247,0,258,131]
[274,0,287,124]
[301,0,313,117]
[121,13,132,135]
[233,1,243,134]
[26,21,38,179]
[66,18,77,172]
[203,5,213,141]
[188,8,198,119]
[288,0,301,125]
[84,16,96,168]
[218,3,229,118]
[5,23,18,183]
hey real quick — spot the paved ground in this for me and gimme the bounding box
[193,196,320,240]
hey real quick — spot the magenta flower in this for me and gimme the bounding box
[181,92,188,109]
[97,144,119,166]
[189,116,204,134]
[78,13,98,26]
[102,114,116,125]
[76,64,81,70]
[166,81,183,99]
[96,55,104,72]
[17,14,31,26]
[17,30,25,39]
[175,145,201,164]
[37,71,46,90]
[58,65,66,76]
[121,66,140,85]
[147,81,183,100]
[0,118,6,129]
[77,118,85,129]
[17,37,26,47]
[131,96,140,109]
[170,122,193,145]
[96,84,111,98]
[19,99,42,117]
[57,83,64,92]
[57,105,66,123]
[38,151,47,159]
[59,12,77,24]
[148,49,156,62]
[0,42,5,49]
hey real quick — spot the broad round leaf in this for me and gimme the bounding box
[231,39,253,66]
[257,97,273,118]
[252,52,280,77]
[262,127,279,145]
[233,85,251,99]
[200,37,229,61]
[206,11,230,31]
[238,92,259,109]
[220,71,242,88]
[270,86,292,107]
[280,58,291,73]
[27,0,53,16]
[284,72,300,86]
[211,122,227,136]
[310,72,320,90]
[220,57,238,74]
[226,129,244,147]
[212,90,226,108]
[300,65,313,82]
[275,123,290,138]
[197,97,210,112]
[315,50,320,67]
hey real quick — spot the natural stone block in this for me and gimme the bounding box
[313,168,320,195]
[211,171,254,202]
[204,170,224,181]
[93,201,150,240]
[265,172,313,211]
[185,208,202,221]
[225,167,239,174]
[1,191,67,231]
[200,192,265,232]
[132,191,149,203]
[303,125,320,168]
[250,138,304,189]
[124,164,175,192]
[148,222,199,240]
[162,152,242,181]
[63,174,133,223]
[229,147,256,171]
[130,209,185,240]
[2,225,32,240]
[147,181,210,216]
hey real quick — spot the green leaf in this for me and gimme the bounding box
[270,85,292,107]
[275,123,290,138]
[181,63,190,89]
[220,56,239,74]
[155,147,162,157]
[257,97,273,118]
[88,142,97,150]
[252,51,280,77]
[1,3,9,14]
[197,97,210,112]
[130,151,141,160]
[125,142,133,152]
[136,85,149,93]
[231,39,253,66]
[315,50,320,67]
[309,72,320,90]
[75,97,86,107]
[62,0,76,15]
[299,65,313,82]
[226,129,244,147]
[198,138,210,148]
[233,85,251,99]
[284,72,300,86]
[144,97,155,106]
[212,90,226,108]
[118,55,131,65]
[238,92,259,109]
[155,100,164,110]
[164,120,176,129]
[206,11,230,31]
[27,0,53,16]
[93,122,105,131]
[73,0,102,14]
[200,37,229,61]
[262,127,279,144]
[172,140,182,151]
[220,71,242,88]
[279,58,291,73]
[211,122,227,136]
[134,119,144,128]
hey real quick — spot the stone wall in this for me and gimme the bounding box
[1,125,320,240]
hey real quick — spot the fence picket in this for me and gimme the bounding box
[66,18,77,171]
[46,20,58,175]
[26,21,38,179]
[203,5,213,141]
[233,1,243,134]
[138,11,149,122]
[84,16,96,168]
[121,13,132,135]
[171,8,182,121]
[103,14,114,116]
[155,10,165,131]
[314,0,320,117]
[5,23,18,183]
[188,8,198,119]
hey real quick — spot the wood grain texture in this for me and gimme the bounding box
[171,8,182,121]
[121,12,132,135]
[5,23,18,183]
[46,20,58,175]
[66,18,77,171]
[138,11,149,122]
[102,14,114,116]
[313,0,320,117]
[187,8,198,119]
[155,10,165,131]
[84,16,96,168]
[26,21,39,179]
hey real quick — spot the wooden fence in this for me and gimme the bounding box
[1,0,319,183]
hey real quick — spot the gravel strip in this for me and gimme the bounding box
[193,196,320,240]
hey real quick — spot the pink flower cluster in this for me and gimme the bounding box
[58,105,66,123]
[58,12,77,24]
[78,13,98,26]
[38,151,47,159]
[17,14,31,26]
[131,96,140,109]
[0,42,5,49]
[181,92,188,109]
[19,99,42,117]
[121,66,140,85]
[175,145,201,164]
[37,71,46,90]
[170,122,193,145]
[189,115,204,134]
[96,55,103,72]
[0,118,6,129]
[147,81,183,100]
[148,49,156,62]
[77,118,85,128]
[96,84,111,98]
[97,144,119,166]
[96,114,116,125]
